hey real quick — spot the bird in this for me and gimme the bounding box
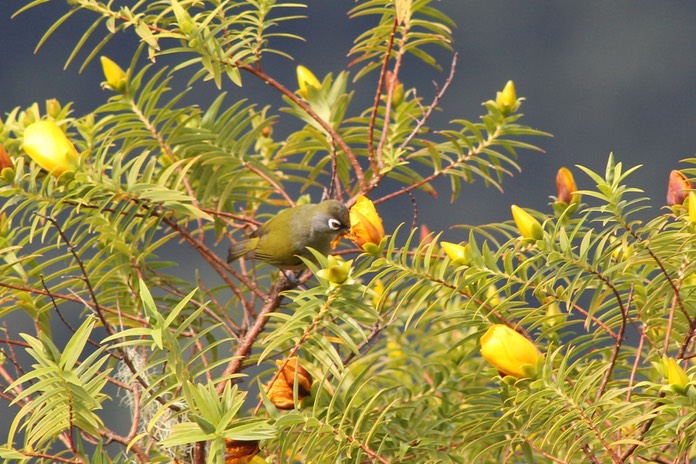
[227,200,350,269]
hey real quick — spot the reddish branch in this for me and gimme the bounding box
[237,63,366,192]
[216,276,295,395]
[367,18,399,172]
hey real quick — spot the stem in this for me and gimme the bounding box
[367,18,399,172]
[237,63,366,191]
[216,276,295,394]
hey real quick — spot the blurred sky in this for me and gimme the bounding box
[2,0,696,445]
[3,2,696,234]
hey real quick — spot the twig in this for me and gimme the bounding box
[158,211,263,303]
[398,53,458,152]
[626,225,693,328]
[237,63,366,191]
[244,162,295,206]
[367,18,399,172]
[593,279,631,402]
[0,281,146,325]
[216,275,295,394]
[626,324,646,402]
[376,22,408,171]
[373,123,501,205]
[34,213,105,330]
[101,429,148,463]
[335,429,391,464]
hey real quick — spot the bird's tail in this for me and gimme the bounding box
[227,239,256,263]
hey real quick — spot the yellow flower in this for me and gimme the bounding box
[480,324,541,379]
[511,205,543,241]
[23,120,79,176]
[347,196,385,251]
[658,357,689,393]
[496,80,518,115]
[689,191,696,224]
[440,241,472,266]
[224,439,260,464]
[666,170,691,206]
[100,56,127,93]
[265,358,312,410]
[296,65,321,99]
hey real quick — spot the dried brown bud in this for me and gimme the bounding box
[667,170,692,206]
[265,358,312,410]
[224,439,260,464]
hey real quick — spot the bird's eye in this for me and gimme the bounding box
[328,218,342,231]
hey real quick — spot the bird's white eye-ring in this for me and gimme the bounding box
[328,218,342,231]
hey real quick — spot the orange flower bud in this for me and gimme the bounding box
[480,324,541,379]
[23,121,79,176]
[224,439,260,464]
[0,144,13,171]
[511,205,543,241]
[667,170,692,206]
[296,65,321,99]
[418,224,434,246]
[265,358,312,410]
[496,80,518,115]
[556,167,579,204]
[347,196,385,251]
[100,56,127,93]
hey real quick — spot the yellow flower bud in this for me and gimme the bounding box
[480,324,541,379]
[100,56,127,93]
[657,357,690,394]
[384,71,405,107]
[224,439,260,464]
[486,284,501,306]
[511,205,543,241]
[610,234,633,262]
[440,241,472,266]
[543,297,565,327]
[347,196,385,251]
[688,191,696,224]
[23,120,79,176]
[666,170,691,206]
[316,255,354,287]
[45,99,62,118]
[265,358,312,410]
[296,65,321,99]
[496,80,518,115]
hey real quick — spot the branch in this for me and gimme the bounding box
[367,18,399,172]
[216,275,295,394]
[398,53,458,152]
[237,63,366,191]
[373,122,501,205]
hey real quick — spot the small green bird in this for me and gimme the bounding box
[227,200,351,269]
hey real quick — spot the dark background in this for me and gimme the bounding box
[2,0,696,443]
[3,2,696,230]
